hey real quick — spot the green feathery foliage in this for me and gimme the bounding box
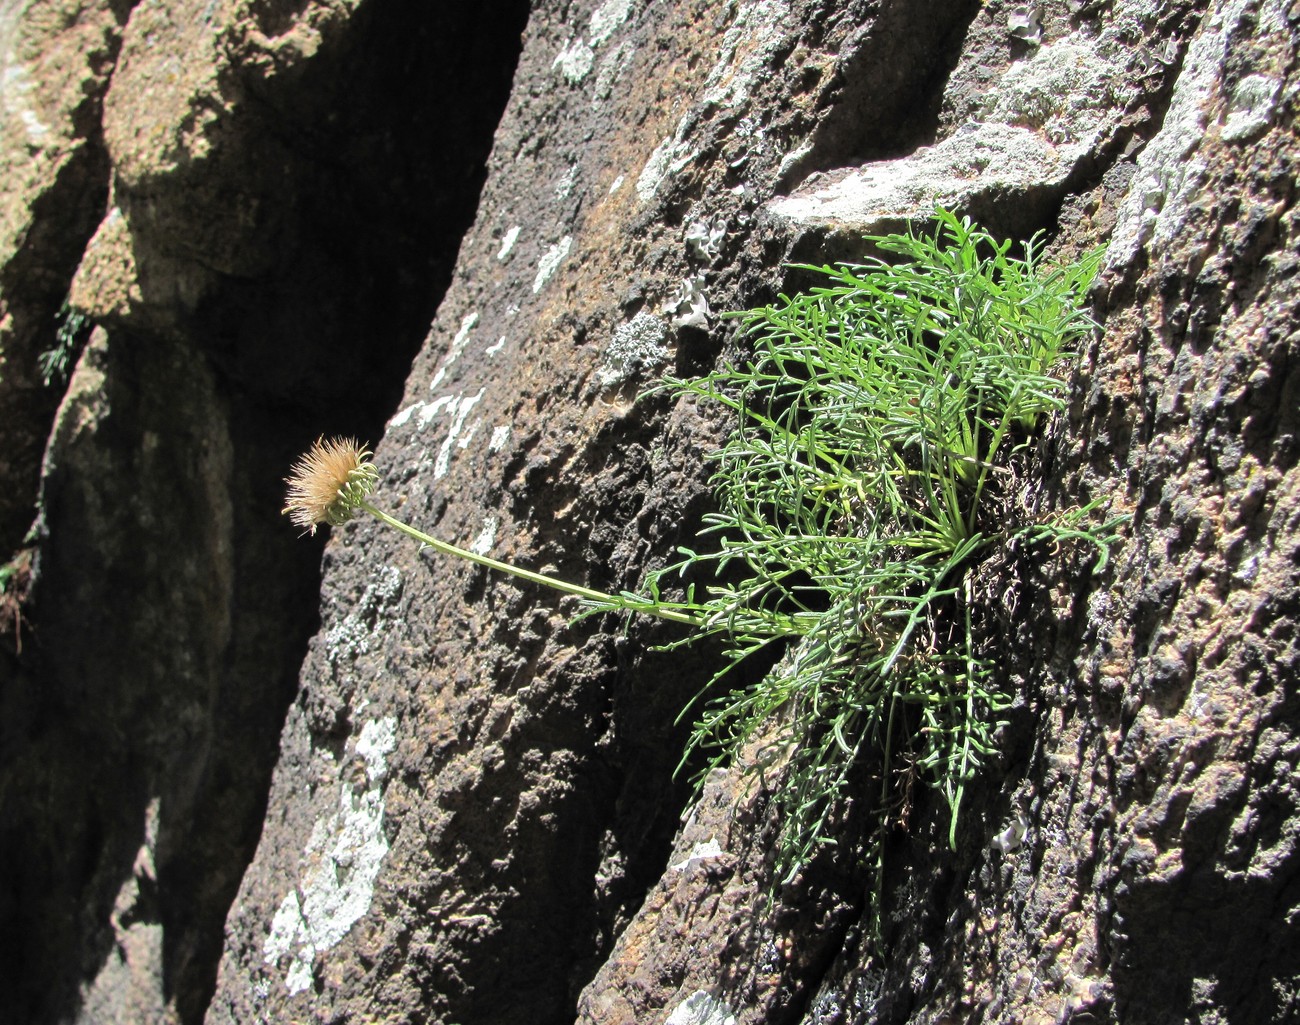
[585,209,1119,903]
[38,302,90,387]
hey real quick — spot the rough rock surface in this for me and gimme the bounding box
[0,0,125,554]
[0,1,527,1022]
[0,0,1296,1023]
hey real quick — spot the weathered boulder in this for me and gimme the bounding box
[577,3,1300,1024]
[212,0,1300,1024]
[0,0,526,1022]
[0,0,125,554]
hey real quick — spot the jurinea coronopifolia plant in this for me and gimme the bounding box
[286,210,1122,924]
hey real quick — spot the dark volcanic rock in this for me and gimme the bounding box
[0,1,526,1022]
[1,0,1297,1023]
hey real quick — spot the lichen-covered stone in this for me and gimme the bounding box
[2,0,1296,1022]
[0,2,529,1023]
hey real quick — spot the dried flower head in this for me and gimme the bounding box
[283,436,379,535]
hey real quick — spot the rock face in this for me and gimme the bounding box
[0,1,1296,1024]
[0,1,527,1022]
[0,0,124,554]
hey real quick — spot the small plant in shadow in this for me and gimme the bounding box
[285,209,1123,934]
[0,548,34,653]
[38,301,92,387]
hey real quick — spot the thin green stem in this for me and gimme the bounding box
[359,501,703,627]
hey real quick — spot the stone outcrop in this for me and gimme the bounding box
[0,0,125,554]
[0,0,1296,1023]
[0,1,527,1022]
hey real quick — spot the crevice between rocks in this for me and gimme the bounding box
[0,3,531,1023]
[778,0,983,190]
[0,0,136,558]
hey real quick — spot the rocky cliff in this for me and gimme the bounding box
[0,1,1296,1024]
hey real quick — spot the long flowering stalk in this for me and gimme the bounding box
[283,437,700,626]
[284,214,1123,933]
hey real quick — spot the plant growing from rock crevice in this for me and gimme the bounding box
[612,210,1118,903]
[284,209,1121,925]
[38,301,91,387]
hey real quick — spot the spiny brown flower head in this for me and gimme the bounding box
[283,436,379,535]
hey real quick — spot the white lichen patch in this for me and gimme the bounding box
[323,566,403,667]
[1007,6,1043,45]
[636,134,700,203]
[684,218,726,261]
[434,388,486,479]
[699,0,789,112]
[985,38,1136,146]
[387,382,493,478]
[593,39,635,101]
[553,37,595,84]
[598,312,672,387]
[532,236,573,293]
[263,716,398,995]
[485,336,507,357]
[670,837,725,870]
[776,139,814,178]
[664,275,710,330]
[635,0,787,203]
[992,810,1031,854]
[1221,73,1280,141]
[471,515,499,556]
[419,394,456,429]
[387,403,419,428]
[1108,0,1285,269]
[392,389,488,474]
[391,396,445,430]
[555,163,580,199]
[553,0,633,89]
[1,60,51,145]
[666,991,738,1025]
[497,225,521,261]
[430,312,480,391]
[354,717,397,782]
[589,0,634,45]
[489,424,511,452]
